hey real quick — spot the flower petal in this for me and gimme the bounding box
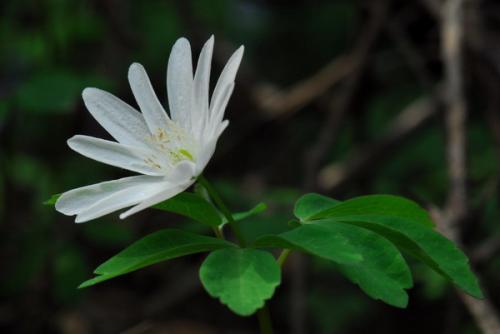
[55,175,165,219]
[75,180,169,223]
[128,63,171,135]
[119,182,191,219]
[209,82,234,132]
[82,88,150,149]
[216,119,229,138]
[120,160,196,219]
[167,37,194,130]
[209,45,243,122]
[166,160,197,181]
[195,120,228,174]
[192,36,214,139]
[196,138,217,174]
[67,135,164,176]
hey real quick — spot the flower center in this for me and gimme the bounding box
[179,148,195,161]
[144,122,198,172]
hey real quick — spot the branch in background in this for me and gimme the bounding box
[172,3,500,333]
[253,55,357,118]
[316,3,442,191]
[438,1,500,333]
[316,3,443,193]
[175,0,356,121]
[421,0,500,77]
[288,3,390,334]
[318,96,439,191]
[459,295,500,334]
[303,1,390,191]
[441,0,467,230]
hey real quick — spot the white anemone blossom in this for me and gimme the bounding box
[56,36,243,223]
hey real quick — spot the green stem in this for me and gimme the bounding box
[211,226,224,240]
[256,250,289,334]
[257,305,274,334]
[197,175,246,246]
[277,249,292,267]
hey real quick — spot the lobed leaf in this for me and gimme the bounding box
[255,223,412,307]
[316,216,483,298]
[316,221,413,307]
[199,248,281,316]
[295,194,481,299]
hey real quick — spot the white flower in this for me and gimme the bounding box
[55,36,244,223]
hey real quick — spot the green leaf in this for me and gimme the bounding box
[199,248,281,316]
[154,192,222,227]
[318,222,413,308]
[255,223,412,307]
[79,229,235,288]
[44,193,60,205]
[222,202,267,224]
[294,193,340,222]
[317,216,483,298]
[311,195,435,228]
[254,225,363,265]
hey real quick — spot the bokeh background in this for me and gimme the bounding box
[1,0,499,333]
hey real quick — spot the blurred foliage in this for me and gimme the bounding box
[1,0,498,333]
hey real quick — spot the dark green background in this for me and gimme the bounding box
[1,0,499,333]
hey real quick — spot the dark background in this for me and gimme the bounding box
[1,0,499,333]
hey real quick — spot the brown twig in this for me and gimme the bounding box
[286,4,390,334]
[459,294,500,334]
[318,95,440,191]
[438,1,500,333]
[253,55,358,118]
[441,0,468,231]
[317,4,440,192]
[421,0,500,77]
[303,1,389,191]
[175,0,357,121]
